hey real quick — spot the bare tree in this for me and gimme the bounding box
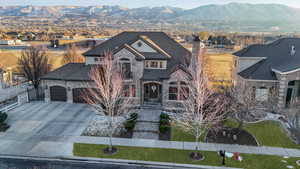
[61,44,85,64]
[227,82,261,129]
[18,46,51,98]
[285,98,300,130]
[82,52,132,154]
[174,44,227,160]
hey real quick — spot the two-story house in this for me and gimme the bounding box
[42,32,204,109]
[41,32,203,110]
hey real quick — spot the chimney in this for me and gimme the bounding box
[190,35,205,69]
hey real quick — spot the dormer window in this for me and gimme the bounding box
[137,42,143,47]
[291,45,296,56]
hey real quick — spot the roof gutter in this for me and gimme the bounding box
[238,75,278,82]
[272,68,300,75]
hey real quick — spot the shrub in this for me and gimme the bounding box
[160,113,170,120]
[124,121,135,131]
[160,119,169,125]
[0,112,7,124]
[159,125,170,133]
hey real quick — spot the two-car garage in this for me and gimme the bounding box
[49,86,87,103]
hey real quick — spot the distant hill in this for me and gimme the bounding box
[1,3,300,32]
[178,3,300,22]
[1,3,299,21]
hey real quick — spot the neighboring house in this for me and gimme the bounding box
[41,32,203,110]
[234,38,300,109]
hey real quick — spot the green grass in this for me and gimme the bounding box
[171,125,206,142]
[171,125,195,142]
[171,120,299,149]
[224,119,300,149]
[73,143,300,169]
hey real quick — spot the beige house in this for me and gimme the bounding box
[41,32,203,110]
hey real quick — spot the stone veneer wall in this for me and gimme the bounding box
[276,70,300,109]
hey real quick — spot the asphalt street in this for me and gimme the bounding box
[0,156,213,169]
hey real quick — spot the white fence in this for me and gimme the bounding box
[0,102,18,112]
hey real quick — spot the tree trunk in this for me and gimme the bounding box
[108,119,113,152]
[34,87,39,100]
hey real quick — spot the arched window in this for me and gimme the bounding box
[168,81,189,100]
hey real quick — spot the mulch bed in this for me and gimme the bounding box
[206,127,258,146]
[159,127,171,140]
[0,123,9,132]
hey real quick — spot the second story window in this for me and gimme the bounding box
[145,60,166,69]
[119,58,132,79]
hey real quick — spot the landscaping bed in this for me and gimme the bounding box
[206,127,258,146]
[73,143,300,169]
[82,113,138,139]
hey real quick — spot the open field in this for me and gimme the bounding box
[0,50,64,70]
[205,53,235,87]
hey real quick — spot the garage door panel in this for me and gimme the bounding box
[73,88,88,103]
[50,86,67,102]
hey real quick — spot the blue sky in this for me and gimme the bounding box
[1,0,300,9]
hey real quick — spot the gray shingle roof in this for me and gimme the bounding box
[43,32,191,82]
[140,52,169,60]
[142,69,170,80]
[41,63,92,81]
[235,38,300,80]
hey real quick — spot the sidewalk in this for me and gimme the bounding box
[72,136,300,157]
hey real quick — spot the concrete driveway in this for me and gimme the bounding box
[0,102,94,156]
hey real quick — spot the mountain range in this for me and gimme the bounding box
[1,3,300,32]
[0,3,300,21]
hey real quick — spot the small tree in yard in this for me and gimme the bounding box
[18,46,51,98]
[61,44,85,64]
[82,52,132,154]
[226,81,261,129]
[285,98,300,130]
[174,47,228,160]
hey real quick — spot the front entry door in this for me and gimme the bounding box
[144,83,161,103]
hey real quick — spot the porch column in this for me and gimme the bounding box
[162,80,169,106]
[67,87,73,103]
[44,87,50,102]
[278,76,288,109]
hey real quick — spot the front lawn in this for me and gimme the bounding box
[171,119,299,149]
[73,143,300,169]
[225,120,300,149]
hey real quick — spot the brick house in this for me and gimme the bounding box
[41,32,203,110]
[235,38,300,109]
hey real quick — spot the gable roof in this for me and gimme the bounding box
[83,31,190,58]
[235,38,300,80]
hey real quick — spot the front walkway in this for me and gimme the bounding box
[132,107,161,140]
